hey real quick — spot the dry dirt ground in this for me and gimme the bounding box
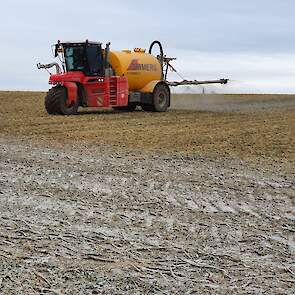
[0,92,295,294]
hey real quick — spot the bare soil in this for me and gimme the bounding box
[0,92,295,162]
[0,92,294,294]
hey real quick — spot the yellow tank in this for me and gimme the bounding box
[109,49,162,92]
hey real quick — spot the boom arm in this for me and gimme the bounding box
[167,79,228,87]
[148,41,229,88]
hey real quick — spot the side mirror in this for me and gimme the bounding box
[54,44,64,57]
[54,45,58,57]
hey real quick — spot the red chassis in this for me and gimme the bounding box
[49,71,129,108]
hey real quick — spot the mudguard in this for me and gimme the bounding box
[63,82,78,105]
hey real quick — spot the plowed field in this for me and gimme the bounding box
[0,92,294,294]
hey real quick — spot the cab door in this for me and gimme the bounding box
[86,44,104,76]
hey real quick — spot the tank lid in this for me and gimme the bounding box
[122,49,132,53]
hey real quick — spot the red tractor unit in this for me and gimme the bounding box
[38,40,228,115]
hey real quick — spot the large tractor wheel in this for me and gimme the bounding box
[45,87,79,115]
[153,84,170,112]
[142,84,170,112]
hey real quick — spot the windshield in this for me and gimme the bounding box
[60,43,103,76]
[64,46,86,72]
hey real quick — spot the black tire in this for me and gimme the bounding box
[152,84,170,112]
[45,87,78,115]
[113,105,137,112]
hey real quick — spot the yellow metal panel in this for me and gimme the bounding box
[109,51,162,92]
[139,80,161,93]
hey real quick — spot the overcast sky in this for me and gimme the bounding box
[0,0,294,93]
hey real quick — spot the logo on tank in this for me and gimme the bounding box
[127,59,157,72]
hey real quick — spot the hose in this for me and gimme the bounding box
[149,41,164,79]
[37,62,62,75]
[148,40,164,58]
